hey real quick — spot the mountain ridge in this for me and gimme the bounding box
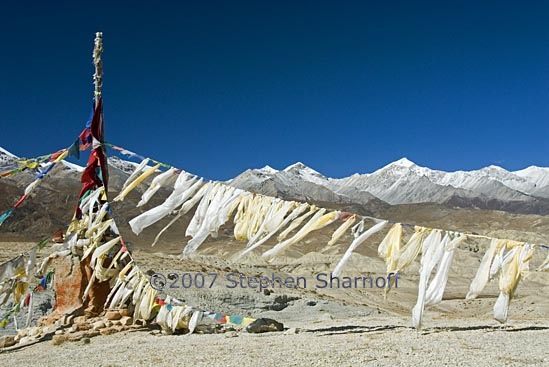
[3,146,549,224]
[2,147,549,246]
[229,157,549,214]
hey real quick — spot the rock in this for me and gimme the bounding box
[19,336,34,344]
[68,331,86,342]
[52,334,69,346]
[49,256,85,316]
[263,289,272,296]
[106,311,121,320]
[40,316,57,326]
[195,324,217,334]
[82,337,91,344]
[224,331,239,338]
[52,229,65,243]
[17,328,28,339]
[105,320,113,327]
[28,327,41,337]
[55,316,67,326]
[92,321,106,330]
[76,323,92,331]
[306,301,317,306]
[71,323,91,332]
[73,316,87,324]
[246,318,284,333]
[67,315,75,324]
[42,324,59,335]
[99,327,118,336]
[0,335,16,348]
[120,316,133,326]
[284,327,301,335]
[55,330,64,335]
[119,308,131,317]
[111,320,122,326]
[84,330,100,338]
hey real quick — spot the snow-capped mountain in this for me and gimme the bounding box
[108,156,141,174]
[0,147,18,167]
[514,166,549,191]
[229,161,375,206]
[230,157,549,214]
[328,158,549,204]
[0,146,86,173]
[3,143,549,215]
[60,161,85,172]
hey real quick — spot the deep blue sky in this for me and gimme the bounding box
[1,1,548,180]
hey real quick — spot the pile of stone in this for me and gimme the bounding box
[0,309,145,349]
[0,313,287,350]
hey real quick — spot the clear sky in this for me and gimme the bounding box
[1,1,548,180]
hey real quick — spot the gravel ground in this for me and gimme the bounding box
[1,316,548,366]
[1,242,548,366]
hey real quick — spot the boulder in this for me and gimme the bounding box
[19,336,35,344]
[49,256,85,316]
[106,311,121,320]
[73,316,87,324]
[99,327,118,336]
[92,321,106,330]
[28,327,41,337]
[0,335,16,348]
[120,316,133,326]
[17,328,28,339]
[68,331,86,342]
[42,324,59,335]
[52,334,69,346]
[84,330,100,338]
[245,318,284,333]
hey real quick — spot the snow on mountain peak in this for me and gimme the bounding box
[281,161,328,185]
[0,146,19,168]
[283,162,323,176]
[1,146,85,174]
[284,161,309,171]
[377,157,417,171]
[392,157,416,168]
[61,160,85,172]
[257,165,278,175]
[372,157,421,176]
[0,146,19,159]
[483,165,506,172]
[514,165,549,188]
[108,156,140,174]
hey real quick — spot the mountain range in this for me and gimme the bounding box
[2,146,549,243]
[4,146,549,212]
[229,157,549,215]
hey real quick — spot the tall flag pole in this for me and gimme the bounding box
[93,32,103,107]
[92,31,109,197]
[75,32,113,316]
[75,32,109,217]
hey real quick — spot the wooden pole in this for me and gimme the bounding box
[93,32,103,108]
[82,32,111,316]
[91,32,109,195]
